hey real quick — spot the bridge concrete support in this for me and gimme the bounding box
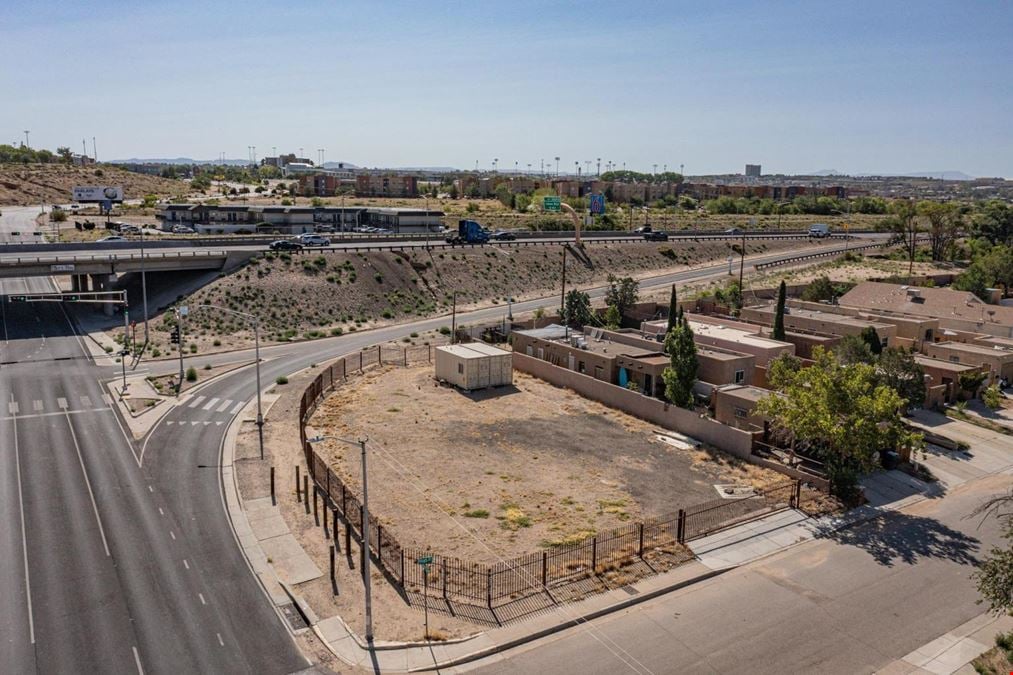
[71,274,89,292]
[89,273,116,316]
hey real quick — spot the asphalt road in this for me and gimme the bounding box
[0,205,309,673]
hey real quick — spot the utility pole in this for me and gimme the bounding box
[359,438,373,642]
[92,137,97,162]
[596,158,601,176]
[176,307,186,395]
[23,130,30,148]
[560,246,567,317]
[140,221,149,345]
[738,228,747,308]
[555,156,560,177]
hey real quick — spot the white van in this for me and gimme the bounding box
[808,223,831,238]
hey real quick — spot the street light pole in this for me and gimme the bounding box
[140,223,149,345]
[359,437,373,642]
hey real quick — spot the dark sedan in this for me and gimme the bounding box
[643,231,669,241]
[269,240,304,251]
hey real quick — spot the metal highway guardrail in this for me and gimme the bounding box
[752,241,890,270]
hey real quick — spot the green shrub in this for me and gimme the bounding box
[275,375,288,385]
[463,509,490,519]
[330,327,343,336]
[185,367,197,382]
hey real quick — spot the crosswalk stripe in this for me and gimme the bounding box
[81,396,91,407]
[165,420,175,425]
[33,400,43,412]
[190,421,199,426]
[188,396,206,409]
[230,401,245,415]
[216,399,232,413]
[203,397,219,411]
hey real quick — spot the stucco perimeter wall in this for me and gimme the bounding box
[512,351,754,459]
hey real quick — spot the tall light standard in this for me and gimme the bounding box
[596,158,601,176]
[23,130,29,148]
[139,221,149,345]
[554,156,560,177]
[492,158,498,173]
[307,434,373,642]
[194,305,264,460]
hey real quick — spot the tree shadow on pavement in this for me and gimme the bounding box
[813,511,980,567]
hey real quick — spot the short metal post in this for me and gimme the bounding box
[270,466,276,506]
[638,523,645,558]
[323,500,328,537]
[541,551,548,588]
[486,569,492,611]
[345,518,352,556]
[295,465,301,502]
[591,537,597,573]
[400,549,405,583]
[313,486,320,526]
[677,509,686,544]
[332,508,339,544]
[303,475,309,514]
[330,545,337,595]
[441,560,447,601]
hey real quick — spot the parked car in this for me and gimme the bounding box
[724,227,742,235]
[490,230,517,241]
[172,225,196,234]
[633,225,653,234]
[297,234,330,247]
[808,223,831,238]
[120,224,140,234]
[269,240,304,251]
[96,235,126,243]
[643,230,669,241]
[314,225,335,233]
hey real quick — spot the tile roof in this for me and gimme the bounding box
[838,282,1013,326]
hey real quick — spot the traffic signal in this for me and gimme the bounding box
[63,294,79,302]
[10,295,27,302]
[169,327,180,344]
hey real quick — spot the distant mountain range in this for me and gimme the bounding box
[809,169,976,181]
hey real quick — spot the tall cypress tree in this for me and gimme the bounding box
[772,280,787,341]
[666,284,678,334]
[663,321,698,408]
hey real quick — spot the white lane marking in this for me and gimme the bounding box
[158,507,164,516]
[0,407,112,422]
[165,420,174,426]
[32,400,42,412]
[11,395,36,643]
[8,401,18,414]
[57,397,67,409]
[217,633,224,647]
[190,421,199,427]
[187,396,206,409]
[215,421,223,426]
[183,559,190,570]
[132,645,144,675]
[230,401,245,415]
[148,485,154,493]
[80,395,91,407]
[203,421,211,426]
[101,394,112,405]
[198,593,206,606]
[169,530,176,541]
[216,399,232,413]
[63,411,112,557]
[202,397,219,411]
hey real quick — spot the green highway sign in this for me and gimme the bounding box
[543,196,561,212]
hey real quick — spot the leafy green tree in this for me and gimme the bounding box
[800,276,841,303]
[876,347,926,409]
[884,199,921,278]
[663,318,698,407]
[604,274,639,318]
[918,201,962,261]
[757,347,922,499]
[983,385,1003,410]
[860,326,883,355]
[772,281,787,340]
[833,335,876,366]
[604,304,621,329]
[56,146,73,163]
[49,209,67,223]
[563,290,593,327]
[971,200,1013,246]
[971,492,1013,616]
[959,371,988,398]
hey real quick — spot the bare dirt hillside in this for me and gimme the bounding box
[140,237,827,357]
[0,164,189,205]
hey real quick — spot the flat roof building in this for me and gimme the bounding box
[923,341,1013,383]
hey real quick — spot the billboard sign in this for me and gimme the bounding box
[589,193,606,215]
[73,185,124,203]
[543,196,561,212]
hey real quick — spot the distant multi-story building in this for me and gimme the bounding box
[745,164,762,178]
[355,174,418,197]
[261,153,313,169]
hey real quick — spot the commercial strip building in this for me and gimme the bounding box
[156,204,445,233]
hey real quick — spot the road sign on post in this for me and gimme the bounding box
[589,193,605,215]
[416,555,434,640]
[543,196,561,212]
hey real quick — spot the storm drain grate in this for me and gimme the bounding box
[279,602,308,631]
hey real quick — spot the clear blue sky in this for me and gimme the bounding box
[2,0,1010,176]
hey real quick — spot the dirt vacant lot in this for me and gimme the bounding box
[308,365,783,563]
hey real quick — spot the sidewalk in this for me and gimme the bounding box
[879,613,1013,674]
